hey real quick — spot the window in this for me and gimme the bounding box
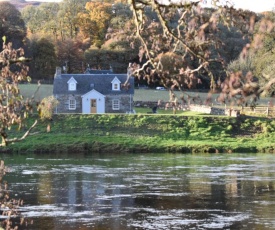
[112,99,120,110]
[69,99,76,110]
[113,83,119,90]
[69,83,76,91]
[111,77,121,91]
[67,77,77,91]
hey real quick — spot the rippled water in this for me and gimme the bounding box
[3,153,275,229]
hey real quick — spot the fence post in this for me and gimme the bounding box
[0,160,5,184]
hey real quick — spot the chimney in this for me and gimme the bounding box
[54,67,62,78]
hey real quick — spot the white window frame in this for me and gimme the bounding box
[112,99,120,110]
[69,99,76,110]
[111,77,121,91]
[113,83,119,91]
[69,82,76,91]
[67,77,77,91]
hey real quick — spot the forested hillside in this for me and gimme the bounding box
[1,0,275,97]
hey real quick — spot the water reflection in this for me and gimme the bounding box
[3,153,275,229]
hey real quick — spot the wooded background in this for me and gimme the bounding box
[1,0,274,96]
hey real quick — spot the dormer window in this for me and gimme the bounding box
[111,77,121,91]
[113,83,119,90]
[69,82,76,91]
[67,77,77,91]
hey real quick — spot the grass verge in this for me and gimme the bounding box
[3,113,274,154]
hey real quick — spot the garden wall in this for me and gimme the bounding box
[134,101,240,117]
[189,105,240,117]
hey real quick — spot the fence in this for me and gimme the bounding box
[134,100,275,117]
[241,106,275,117]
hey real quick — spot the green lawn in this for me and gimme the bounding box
[19,84,271,107]
[19,84,53,101]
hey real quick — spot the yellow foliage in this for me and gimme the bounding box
[37,96,59,121]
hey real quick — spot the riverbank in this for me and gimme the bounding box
[3,114,275,154]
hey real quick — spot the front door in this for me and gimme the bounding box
[90,99,97,113]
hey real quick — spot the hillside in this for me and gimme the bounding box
[3,114,275,154]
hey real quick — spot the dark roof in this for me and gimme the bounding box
[53,74,134,95]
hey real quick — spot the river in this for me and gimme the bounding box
[3,153,275,229]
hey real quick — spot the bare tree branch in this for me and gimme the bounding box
[1,120,38,147]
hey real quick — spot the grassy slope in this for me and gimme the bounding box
[6,114,275,154]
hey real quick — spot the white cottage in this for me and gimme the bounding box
[53,67,134,114]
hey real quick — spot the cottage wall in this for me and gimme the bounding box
[105,95,133,113]
[54,94,133,114]
[54,94,82,113]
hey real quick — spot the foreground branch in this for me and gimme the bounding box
[1,120,38,147]
[0,57,32,64]
[258,78,275,96]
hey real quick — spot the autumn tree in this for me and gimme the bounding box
[127,0,274,107]
[22,1,89,41]
[21,3,60,38]
[56,38,85,73]
[0,37,37,147]
[82,3,137,73]
[58,0,90,40]
[227,11,275,103]
[27,37,57,81]
[104,3,134,50]
[0,2,26,48]
[21,5,37,34]
[78,2,113,48]
[252,13,275,97]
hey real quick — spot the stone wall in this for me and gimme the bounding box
[189,105,227,115]
[134,101,240,117]
[105,95,133,113]
[134,101,159,108]
[55,94,133,114]
[189,105,212,114]
[54,94,82,113]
